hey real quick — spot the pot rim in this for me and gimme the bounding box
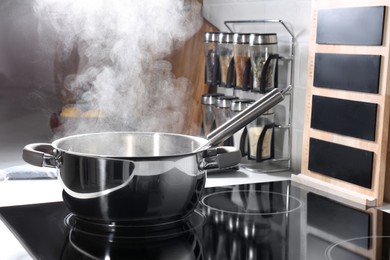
[51,131,209,159]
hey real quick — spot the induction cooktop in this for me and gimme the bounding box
[1,180,390,260]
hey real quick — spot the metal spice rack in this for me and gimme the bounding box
[224,19,295,173]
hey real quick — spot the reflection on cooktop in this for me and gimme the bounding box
[325,236,390,260]
[201,189,302,215]
[63,211,205,259]
[64,210,206,240]
[1,180,390,259]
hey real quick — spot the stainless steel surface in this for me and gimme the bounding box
[197,88,286,152]
[218,32,235,43]
[222,19,295,172]
[230,98,255,112]
[233,33,251,44]
[55,132,208,157]
[23,143,58,168]
[204,32,219,43]
[22,132,241,222]
[224,19,295,42]
[249,33,278,45]
[201,93,224,105]
[214,95,238,108]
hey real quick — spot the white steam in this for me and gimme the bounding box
[34,0,202,136]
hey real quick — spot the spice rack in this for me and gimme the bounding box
[223,19,295,173]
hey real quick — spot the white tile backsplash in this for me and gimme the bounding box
[204,0,312,173]
[294,42,310,90]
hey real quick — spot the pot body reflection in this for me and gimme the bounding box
[61,213,205,260]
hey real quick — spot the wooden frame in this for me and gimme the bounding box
[292,1,390,206]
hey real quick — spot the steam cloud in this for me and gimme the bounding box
[33,0,203,137]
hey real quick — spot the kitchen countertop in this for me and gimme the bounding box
[0,166,291,259]
[3,166,390,259]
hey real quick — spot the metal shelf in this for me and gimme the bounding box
[223,19,295,173]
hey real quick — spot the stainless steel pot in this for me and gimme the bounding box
[23,132,240,224]
[22,87,289,224]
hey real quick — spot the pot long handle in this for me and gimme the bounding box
[23,143,58,168]
[195,87,288,152]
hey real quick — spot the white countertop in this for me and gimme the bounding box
[0,167,291,259]
[0,179,63,260]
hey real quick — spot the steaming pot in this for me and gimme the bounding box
[22,87,289,224]
[22,132,241,224]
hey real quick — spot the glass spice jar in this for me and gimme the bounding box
[213,95,238,146]
[204,32,220,87]
[249,33,278,93]
[233,33,251,91]
[247,109,275,161]
[201,93,224,136]
[217,32,235,95]
[230,98,255,155]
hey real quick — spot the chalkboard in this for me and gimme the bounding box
[311,95,377,141]
[308,138,373,188]
[316,6,385,45]
[314,53,381,93]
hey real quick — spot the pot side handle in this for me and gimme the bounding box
[23,143,58,168]
[201,146,242,170]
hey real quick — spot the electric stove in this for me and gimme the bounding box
[1,180,390,259]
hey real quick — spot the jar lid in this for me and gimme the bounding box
[204,32,219,43]
[215,95,239,108]
[230,98,255,112]
[233,33,251,44]
[201,93,225,105]
[219,32,235,43]
[249,33,278,45]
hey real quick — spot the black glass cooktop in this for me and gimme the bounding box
[1,180,390,260]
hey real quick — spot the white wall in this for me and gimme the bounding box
[0,1,59,168]
[203,0,312,173]
[0,0,312,172]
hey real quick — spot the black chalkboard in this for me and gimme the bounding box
[311,95,377,141]
[308,138,373,188]
[307,193,371,249]
[316,6,385,45]
[313,53,381,93]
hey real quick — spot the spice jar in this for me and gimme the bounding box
[249,33,278,93]
[230,98,255,155]
[217,32,235,95]
[204,32,220,88]
[233,33,251,91]
[213,95,238,127]
[247,110,275,161]
[213,95,238,146]
[201,93,224,136]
